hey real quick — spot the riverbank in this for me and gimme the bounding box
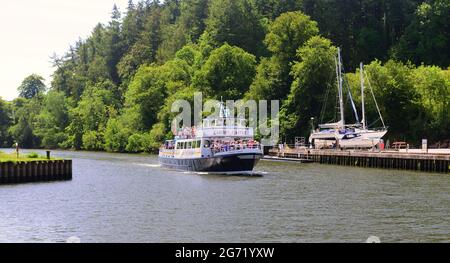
[0,151,55,162]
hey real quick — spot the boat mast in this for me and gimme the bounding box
[337,48,345,129]
[360,63,366,130]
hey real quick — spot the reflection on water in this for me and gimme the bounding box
[0,149,449,243]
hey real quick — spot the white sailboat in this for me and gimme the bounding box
[309,48,387,149]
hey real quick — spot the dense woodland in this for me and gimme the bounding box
[0,0,449,151]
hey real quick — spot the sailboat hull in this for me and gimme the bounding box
[311,130,387,149]
[339,130,387,149]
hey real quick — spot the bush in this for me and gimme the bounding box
[82,131,104,151]
[126,134,147,153]
[147,123,166,152]
[26,152,39,158]
[104,118,130,152]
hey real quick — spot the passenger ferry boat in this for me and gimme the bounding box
[159,103,263,173]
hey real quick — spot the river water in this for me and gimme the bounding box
[0,150,449,243]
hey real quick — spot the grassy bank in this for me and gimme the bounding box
[0,151,55,163]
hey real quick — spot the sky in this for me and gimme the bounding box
[0,0,130,101]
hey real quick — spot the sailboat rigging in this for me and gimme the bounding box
[309,48,388,149]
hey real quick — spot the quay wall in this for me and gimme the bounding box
[0,160,72,184]
[268,149,450,173]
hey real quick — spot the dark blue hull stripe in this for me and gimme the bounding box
[159,154,262,172]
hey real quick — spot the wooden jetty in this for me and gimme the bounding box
[0,160,72,185]
[267,148,450,174]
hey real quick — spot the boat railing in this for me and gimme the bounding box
[198,126,254,137]
[273,144,312,150]
[211,143,261,154]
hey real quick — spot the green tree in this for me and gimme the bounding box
[122,0,140,48]
[122,65,168,132]
[0,98,12,147]
[254,0,304,20]
[82,130,104,151]
[34,91,69,148]
[302,0,422,68]
[155,85,199,139]
[64,81,118,150]
[393,0,450,67]
[193,44,256,100]
[409,65,449,140]
[18,74,46,99]
[245,57,284,101]
[104,4,126,85]
[104,118,131,152]
[363,60,426,142]
[125,133,149,153]
[247,11,319,101]
[204,0,266,56]
[117,42,154,85]
[178,0,209,42]
[122,55,193,132]
[8,98,42,148]
[265,11,319,62]
[280,36,337,139]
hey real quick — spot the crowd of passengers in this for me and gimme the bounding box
[210,140,260,152]
[163,139,260,151]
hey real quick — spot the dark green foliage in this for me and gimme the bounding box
[254,0,303,20]
[204,0,267,57]
[357,61,449,143]
[247,11,319,101]
[33,91,69,148]
[6,0,449,151]
[18,74,46,99]
[0,99,12,147]
[302,0,423,68]
[392,0,450,67]
[192,44,256,100]
[8,98,42,148]
[280,36,337,139]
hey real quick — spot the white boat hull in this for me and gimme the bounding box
[311,130,387,149]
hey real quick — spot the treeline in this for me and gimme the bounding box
[0,0,448,151]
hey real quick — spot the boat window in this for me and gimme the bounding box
[187,141,192,149]
[226,118,236,127]
[216,119,224,127]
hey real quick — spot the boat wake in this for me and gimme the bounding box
[135,163,161,168]
[192,171,265,177]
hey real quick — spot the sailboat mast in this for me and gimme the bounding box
[360,63,366,130]
[337,48,345,128]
